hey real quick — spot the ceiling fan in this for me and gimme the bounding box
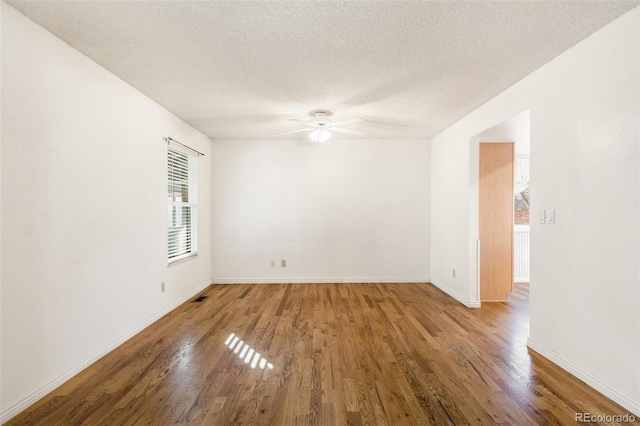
[273,110,365,142]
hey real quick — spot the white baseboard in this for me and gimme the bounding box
[211,277,430,284]
[527,338,640,417]
[514,276,530,282]
[430,279,480,308]
[0,283,211,424]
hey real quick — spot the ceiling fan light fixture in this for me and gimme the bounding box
[309,127,331,142]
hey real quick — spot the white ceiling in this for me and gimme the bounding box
[8,1,639,140]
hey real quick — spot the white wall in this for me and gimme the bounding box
[431,7,639,415]
[474,110,530,156]
[0,4,212,421]
[211,138,430,283]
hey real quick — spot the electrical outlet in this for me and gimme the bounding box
[270,260,276,268]
[452,269,456,278]
[281,259,287,268]
[161,282,165,293]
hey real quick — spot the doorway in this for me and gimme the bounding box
[471,110,531,303]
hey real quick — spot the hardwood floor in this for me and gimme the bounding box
[7,282,637,425]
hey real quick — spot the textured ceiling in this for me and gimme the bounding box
[8,1,639,140]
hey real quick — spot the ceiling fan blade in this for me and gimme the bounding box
[272,128,315,137]
[330,117,363,127]
[331,127,365,136]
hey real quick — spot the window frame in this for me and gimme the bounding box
[167,145,198,265]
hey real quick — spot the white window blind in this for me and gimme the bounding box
[168,146,197,262]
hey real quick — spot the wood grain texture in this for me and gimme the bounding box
[7,283,637,425]
[480,142,514,301]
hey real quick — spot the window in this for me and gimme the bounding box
[168,146,197,262]
[514,156,530,225]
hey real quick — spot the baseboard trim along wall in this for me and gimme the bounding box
[430,279,481,308]
[211,277,430,284]
[0,284,211,424]
[527,338,640,417]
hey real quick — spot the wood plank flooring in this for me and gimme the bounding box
[7,283,637,425]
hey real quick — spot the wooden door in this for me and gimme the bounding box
[479,143,514,301]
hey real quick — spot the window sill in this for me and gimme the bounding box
[168,252,198,267]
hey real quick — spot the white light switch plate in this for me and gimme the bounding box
[539,210,546,224]
[546,209,555,224]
